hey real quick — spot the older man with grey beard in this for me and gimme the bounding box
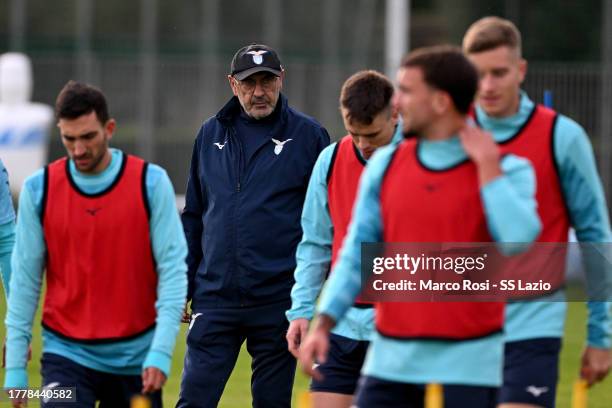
[178,44,330,408]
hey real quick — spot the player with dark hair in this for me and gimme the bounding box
[286,70,401,408]
[4,80,187,408]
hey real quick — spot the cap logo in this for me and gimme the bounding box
[247,50,267,65]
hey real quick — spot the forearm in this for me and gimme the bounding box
[5,260,43,387]
[0,220,16,296]
[476,157,502,187]
[481,156,541,244]
[287,145,335,321]
[556,122,612,348]
[312,313,337,333]
[287,254,328,321]
[147,170,189,375]
[587,302,612,348]
[316,248,363,323]
[145,271,187,375]
[287,212,332,321]
[317,194,381,321]
[5,186,45,379]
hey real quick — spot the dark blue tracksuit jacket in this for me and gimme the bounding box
[182,94,330,309]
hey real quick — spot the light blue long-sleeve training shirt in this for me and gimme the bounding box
[286,124,403,341]
[4,148,188,388]
[316,134,541,386]
[0,158,16,297]
[475,93,612,348]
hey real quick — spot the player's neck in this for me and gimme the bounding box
[487,91,522,119]
[422,113,465,141]
[86,150,113,175]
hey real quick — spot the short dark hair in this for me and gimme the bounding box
[55,80,110,124]
[401,45,477,114]
[340,70,394,125]
[463,16,522,55]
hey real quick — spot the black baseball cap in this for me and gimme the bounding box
[230,44,282,81]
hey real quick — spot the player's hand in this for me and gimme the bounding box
[10,399,27,407]
[181,303,191,323]
[5,389,27,407]
[298,316,334,382]
[141,367,167,393]
[580,346,611,386]
[458,124,501,185]
[286,318,309,358]
[459,122,500,164]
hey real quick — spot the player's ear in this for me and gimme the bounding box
[432,90,450,115]
[518,59,527,84]
[104,118,116,138]
[382,105,400,130]
[390,105,399,125]
[278,69,285,91]
[228,75,239,96]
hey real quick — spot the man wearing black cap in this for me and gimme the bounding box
[177,44,330,407]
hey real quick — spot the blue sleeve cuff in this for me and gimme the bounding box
[3,368,28,389]
[143,350,172,377]
[587,332,611,349]
[317,308,343,326]
[481,173,506,195]
[317,297,346,324]
[286,308,313,322]
[587,302,612,349]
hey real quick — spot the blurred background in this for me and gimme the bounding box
[0,0,611,197]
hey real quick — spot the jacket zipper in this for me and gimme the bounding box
[229,127,243,192]
[229,126,243,303]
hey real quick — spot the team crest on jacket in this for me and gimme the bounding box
[247,50,267,65]
[271,138,292,155]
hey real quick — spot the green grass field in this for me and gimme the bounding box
[1,299,610,407]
